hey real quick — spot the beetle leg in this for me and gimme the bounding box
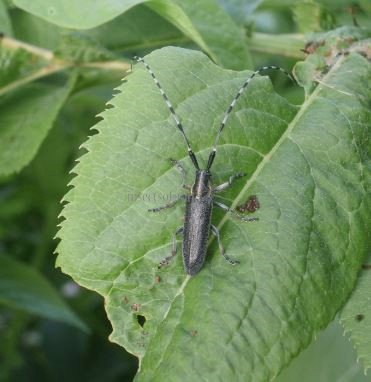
[210,225,239,265]
[148,194,186,212]
[170,158,191,190]
[158,227,184,268]
[213,172,246,193]
[214,201,259,222]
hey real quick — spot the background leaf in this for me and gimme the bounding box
[0,0,13,35]
[0,74,75,176]
[56,46,370,381]
[0,255,87,331]
[340,254,371,372]
[217,0,263,25]
[12,0,251,69]
[275,320,368,382]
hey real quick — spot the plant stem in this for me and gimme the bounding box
[0,35,130,97]
[248,32,306,59]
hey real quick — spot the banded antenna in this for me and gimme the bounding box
[134,56,296,172]
[206,66,296,171]
[134,56,200,170]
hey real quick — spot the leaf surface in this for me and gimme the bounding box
[340,254,371,372]
[0,0,13,35]
[13,0,251,69]
[56,47,370,381]
[0,76,75,176]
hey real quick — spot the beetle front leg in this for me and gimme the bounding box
[158,227,184,269]
[214,201,259,222]
[210,225,239,265]
[170,158,191,190]
[213,172,246,193]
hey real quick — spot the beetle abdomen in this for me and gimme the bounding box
[183,196,213,275]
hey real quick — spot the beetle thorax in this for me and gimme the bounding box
[192,170,212,198]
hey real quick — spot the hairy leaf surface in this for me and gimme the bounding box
[57,47,370,381]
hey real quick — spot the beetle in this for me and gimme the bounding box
[134,55,295,276]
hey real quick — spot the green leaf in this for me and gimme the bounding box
[56,46,370,381]
[294,27,371,95]
[0,0,13,35]
[88,5,185,53]
[0,255,87,331]
[292,1,333,33]
[275,320,368,382]
[0,74,75,176]
[10,7,62,49]
[13,0,251,69]
[340,254,371,372]
[217,0,263,25]
[148,0,252,69]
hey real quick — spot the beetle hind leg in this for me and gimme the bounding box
[158,227,183,269]
[210,225,240,266]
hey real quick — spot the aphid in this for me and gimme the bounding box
[134,55,295,276]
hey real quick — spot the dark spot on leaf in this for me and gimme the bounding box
[123,296,129,304]
[355,314,365,322]
[237,195,260,213]
[155,276,161,283]
[362,264,371,270]
[48,7,56,16]
[190,330,198,337]
[137,315,146,327]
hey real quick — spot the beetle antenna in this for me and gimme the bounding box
[134,56,200,170]
[206,66,296,171]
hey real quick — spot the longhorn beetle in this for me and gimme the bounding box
[134,55,295,276]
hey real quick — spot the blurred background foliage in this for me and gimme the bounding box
[0,0,370,381]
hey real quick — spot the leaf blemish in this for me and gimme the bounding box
[190,330,198,337]
[355,314,365,322]
[131,303,141,312]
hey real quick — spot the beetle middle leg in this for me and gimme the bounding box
[214,201,259,222]
[210,225,239,265]
[158,227,183,269]
[148,196,184,212]
[213,172,246,193]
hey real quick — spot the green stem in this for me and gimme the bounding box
[248,32,306,59]
[0,36,130,97]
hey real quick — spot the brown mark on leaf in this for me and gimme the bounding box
[190,330,198,337]
[131,303,141,312]
[237,195,260,213]
[301,40,325,55]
